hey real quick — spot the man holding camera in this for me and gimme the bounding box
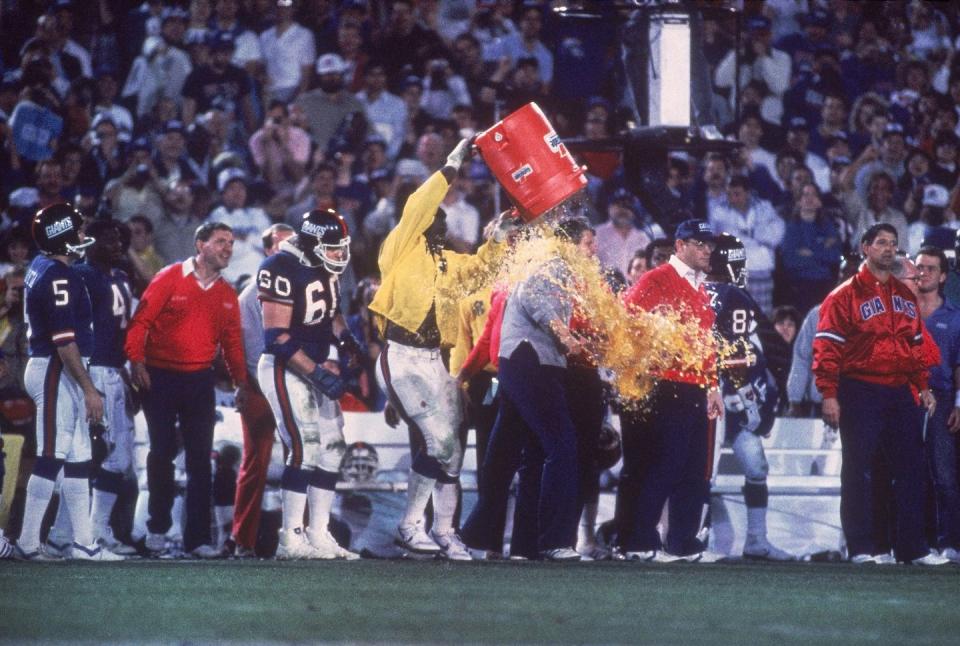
[249,101,310,191]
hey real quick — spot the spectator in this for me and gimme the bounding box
[626,249,646,285]
[849,171,909,248]
[0,228,32,277]
[248,101,310,192]
[440,171,480,253]
[780,182,842,315]
[897,147,934,217]
[374,0,447,87]
[715,16,791,122]
[0,267,28,393]
[9,55,63,164]
[488,4,553,89]
[125,221,250,559]
[421,57,471,121]
[772,305,801,346]
[259,0,316,103]
[286,162,338,225]
[209,0,263,76]
[103,138,166,224]
[595,189,652,278]
[121,21,193,118]
[127,214,166,289]
[850,123,909,199]
[34,158,68,209]
[784,116,830,192]
[92,68,134,136]
[206,168,271,285]
[709,175,785,314]
[809,93,849,157]
[77,115,125,194]
[356,60,406,160]
[930,131,959,188]
[181,32,257,136]
[295,53,365,157]
[697,153,730,222]
[906,184,954,257]
[333,18,368,94]
[154,179,202,265]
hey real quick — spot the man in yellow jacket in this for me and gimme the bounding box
[372,138,503,559]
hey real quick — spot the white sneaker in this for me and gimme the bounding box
[70,542,125,561]
[576,543,614,561]
[912,551,950,566]
[14,542,62,561]
[308,529,361,560]
[742,537,796,562]
[540,547,581,561]
[44,536,72,558]
[188,544,225,560]
[276,528,323,560]
[850,553,877,564]
[695,551,728,563]
[396,521,441,554]
[96,527,138,556]
[940,547,960,563]
[431,529,473,561]
[872,552,898,565]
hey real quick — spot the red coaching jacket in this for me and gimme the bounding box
[812,265,930,399]
[125,257,248,384]
[622,260,718,388]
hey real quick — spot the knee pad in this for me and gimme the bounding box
[63,460,92,479]
[280,465,310,493]
[33,455,65,481]
[309,468,339,491]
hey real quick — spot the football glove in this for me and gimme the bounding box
[309,364,346,400]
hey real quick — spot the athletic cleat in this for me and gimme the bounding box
[277,527,324,560]
[234,545,257,559]
[431,530,472,561]
[577,543,614,561]
[912,552,950,566]
[695,551,728,563]
[14,543,62,561]
[396,521,441,554]
[308,529,361,560]
[540,548,581,562]
[144,532,168,555]
[872,552,898,565]
[96,527,138,556]
[742,538,796,562]
[849,553,878,564]
[625,550,689,563]
[941,547,960,563]
[44,537,72,558]
[0,533,15,560]
[188,544,225,560]
[70,542,125,561]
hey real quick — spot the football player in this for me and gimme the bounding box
[45,220,137,557]
[257,208,361,560]
[705,233,795,561]
[15,203,118,561]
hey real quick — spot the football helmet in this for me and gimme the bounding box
[295,208,350,273]
[32,203,94,258]
[710,232,747,288]
[339,441,379,483]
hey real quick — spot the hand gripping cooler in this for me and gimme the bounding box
[474,102,588,223]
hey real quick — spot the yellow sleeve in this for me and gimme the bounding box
[378,171,449,278]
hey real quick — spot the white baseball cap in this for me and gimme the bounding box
[316,53,348,76]
[217,167,248,192]
[922,184,949,208]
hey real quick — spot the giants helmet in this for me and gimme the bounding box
[339,441,379,483]
[32,203,94,257]
[710,232,747,288]
[295,208,350,273]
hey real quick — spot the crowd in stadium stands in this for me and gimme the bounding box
[2,0,960,562]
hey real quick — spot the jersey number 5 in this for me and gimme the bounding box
[52,279,70,306]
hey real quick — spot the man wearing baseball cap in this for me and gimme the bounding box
[617,219,724,562]
[294,52,364,155]
[181,31,256,134]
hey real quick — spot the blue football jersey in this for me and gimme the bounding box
[25,255,94,358]
[706,281,778,437]
[257,249,341,364]
[74,262,132,368]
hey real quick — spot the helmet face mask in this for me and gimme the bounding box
[32,203,95,259]
[710,232,747,288]
[340,441,379,482]
[295,208,351,273]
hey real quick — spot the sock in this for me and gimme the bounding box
[170,494,185,541]
[281,488,308,533]
[743,482,769,540]
[19,475,57,549]
[432,481,458,535]
[48,488,73,546]
[578,502,599,548]
[402,471,437,527]
[214,505,234,547]
[62,477,93,546]
[306,486,335,539]
[90,490,118,540]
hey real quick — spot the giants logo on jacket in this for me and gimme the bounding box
[859,295,917,321]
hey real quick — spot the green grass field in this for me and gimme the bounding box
[2,560,960,644]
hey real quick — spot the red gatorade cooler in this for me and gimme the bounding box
[474,102,587,222]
